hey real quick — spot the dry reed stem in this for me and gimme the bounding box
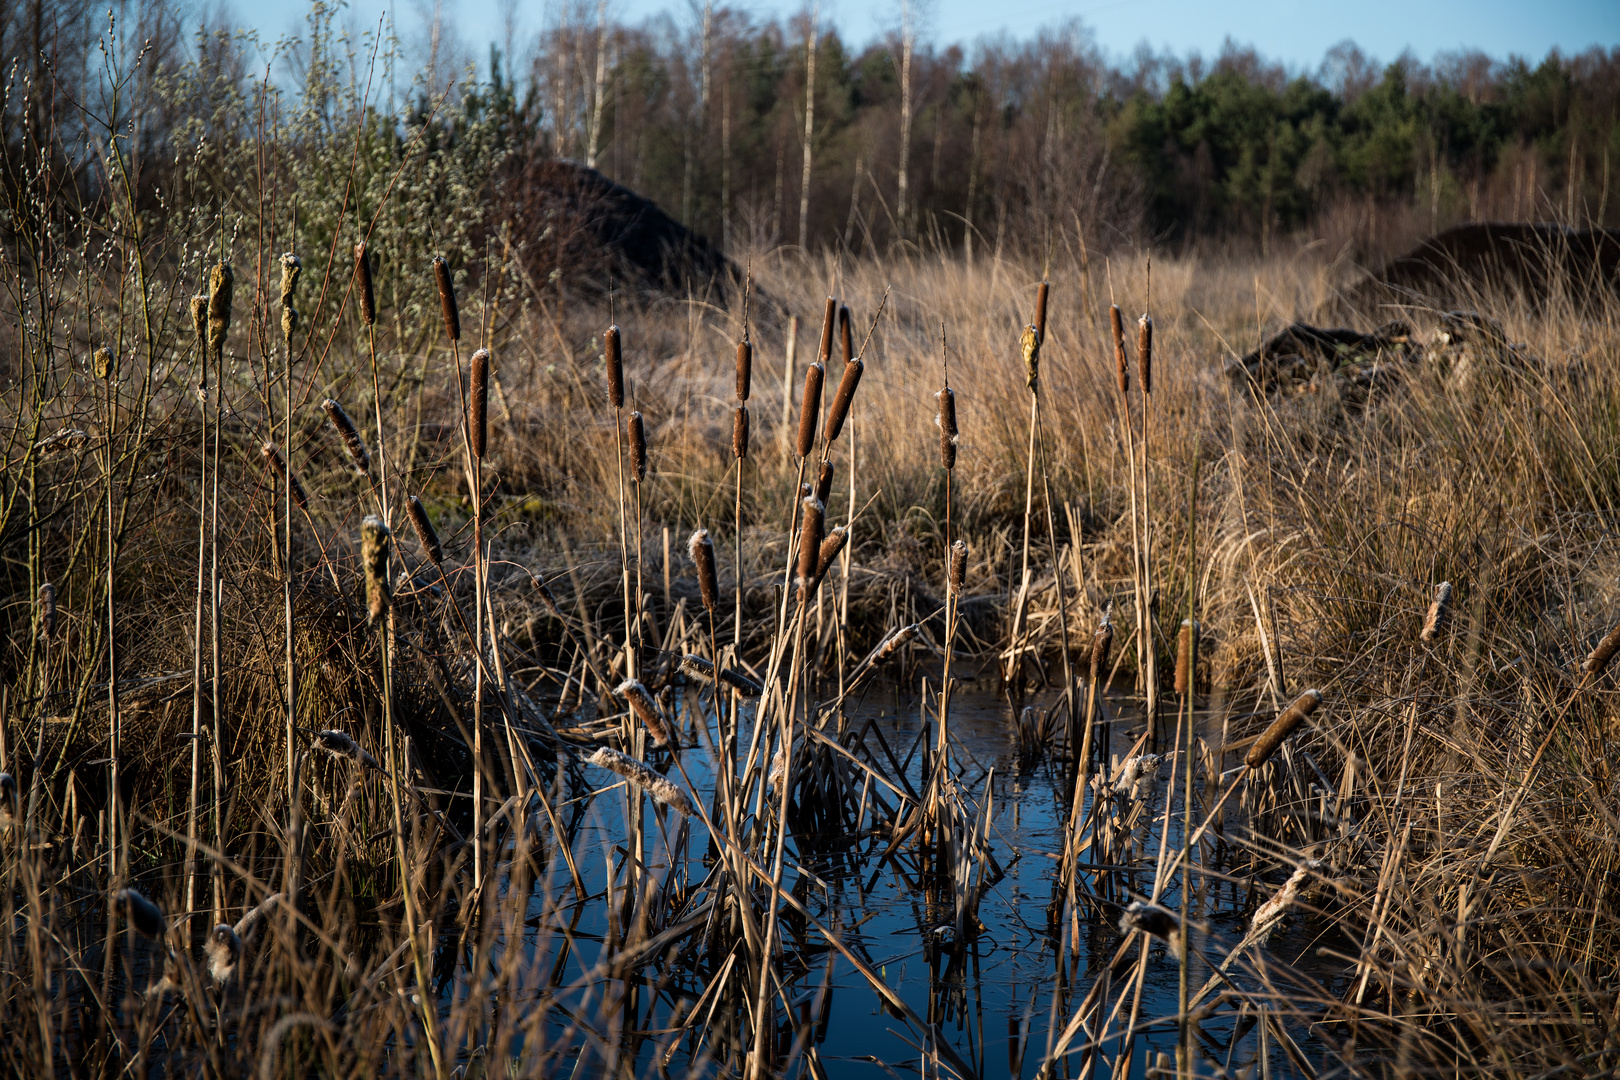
[587,747,695,815]
[1246,689,1322,768]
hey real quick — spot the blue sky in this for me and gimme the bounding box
[243,0,1617,74]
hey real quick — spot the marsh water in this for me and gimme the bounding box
[447,671,1348,1078]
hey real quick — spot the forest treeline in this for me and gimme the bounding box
[4,0,1619,265]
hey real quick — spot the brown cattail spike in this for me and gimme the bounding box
[354,243,375,326]
[406,495,443,565]
[37,582,56,640]
[1021,324,1040,389]
[617,679,672,748]
[627,411,647,482]
[93,347,114,381]
[949,539,968,597]
[688,528,719,612]
[1584,622,1620,676]
[605,325,624,408]
[432,256,460,341]
[814,460,835,507]
[1421,581,1452,643]
[796,362,825,458]
[875,623,920,662]
[469,348,490,460]
[1090,620,1114,683]
[817,297,837,363]
[732,404,750,460]
[797,496,824,593]
[1175,619,1199,695]
[1035,281,1050,343]
[840,304,853,362]
[935,386,958,470]
[1246,689,1323,769]
[816,526,848,583]
[1138,314,1153,395]
[361,515,391,623]
[1110,305,1128,394]
[322,399,371,478]
[208,261,234,359]
[190,295,209,350]
[262,442,309,509]
[736,338,752,401]
[825,358,863,444]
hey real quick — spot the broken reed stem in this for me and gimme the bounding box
[469,345,490,893]
[607,324,635,679]
[279,251,301,927]
[1110,303,1152,743]
[1177,450,1198,1079]
[187,296,209,924]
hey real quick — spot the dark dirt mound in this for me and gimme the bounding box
[508,159,739,304]
[1226,320,1415,399]
[1339,222,1620,315]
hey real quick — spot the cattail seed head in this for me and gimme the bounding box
[736,338,752,401]
[1584,621,1620,676]
[314,729,380,770]
[796,362,825,458]
[321,399,371,478]
[1138,314,1154,395]
[1421,581,1452,642]
[208,261,234,358]
[816,525,848,582]
[839,303,853,362]
[817,297,837,363]
[688,528,719,612]
[353,243,375,326]
[1035,281,1050,343]
[1089,620,1114,683]
[262,442,308,509]
[685,656,763,696]
[797,496,824,594]
[406,495,443,565]
[37,582,56,640]
[207,923,244,983]
[360,515,391,623]
[949,539,968,597]
[587,746,696,815]
[680,654,716,683]
[1247,689,1323,769]
[432,256,460,341]
[469,348,490,460]
[92,346,114,381]
[732,404,750,460]
[1110,305,1128,394]
[1021,324,1040,389]
[875,623,920,662]
[279,252,301,305]
[190,295,209,349]
[814,460,835,508]
[935,386,958,470]
[616,678,672,748]
[282,306,298,339]
[1119,899,1180,944]
[605,325,624,408]
[115,888,167,940]
[825,358,863,444]
[1175,619,1199,695]
[627,411,647,482]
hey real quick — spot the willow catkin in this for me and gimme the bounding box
[627,411,647,482]
[406,495,443,565]
[1138,314,1154,394]
[469,348,490,460]
[825,358,863,443]
[1246,689,1323,769]
[736,337,752,400]
[208,261,234,358]
[1035,280,1050,343]
[1089,620,1114,682]
[935,386,958,470]
[1175,619,1199,694]
[587,746,696,815]
[190,295,208,350]
[817,296,837,362]
[1110,305,1128,394]
[688,528,719,612]
[1421,581,1452,642]
[840,304,853,362]
[796,362,825,457]
[797,496,824,590]
[814,460,835,507]
[279,252,301,306]
[949,539,968,597]
[321,399,371,478]
[1021,324,1040,389]
[262,442,309,509]
[93,346,114,381]
[432,256,460,341]
[114,888,167,940]
[353,242,376,326]
[361,515,391,623]
[617,679,672,748]
[732,404,750,460]
[1584,622,1620,675]
[37,582,55,640]
[605,325,624,408]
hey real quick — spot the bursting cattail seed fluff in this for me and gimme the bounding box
[949,540,968,597]
[361,515,391,623]
[208,261,234,358]
[1421,582,1452,642]
[935,386,958,470]
[353,243,376,326]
